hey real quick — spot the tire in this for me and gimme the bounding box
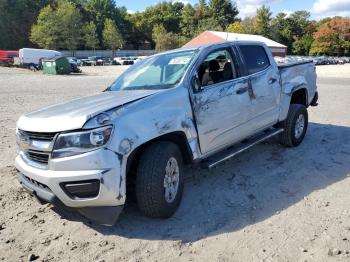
[136,141,184,218]
[279,104,308,147]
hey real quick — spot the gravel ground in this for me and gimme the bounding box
[0,64,349,262]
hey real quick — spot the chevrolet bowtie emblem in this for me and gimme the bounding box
[18,136,30,150]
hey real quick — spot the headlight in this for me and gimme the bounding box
[52,125,113,158]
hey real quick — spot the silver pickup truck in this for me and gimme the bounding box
[15,41,318,225]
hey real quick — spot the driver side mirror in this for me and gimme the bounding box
[191,73,202,92]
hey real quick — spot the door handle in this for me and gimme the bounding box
[268,78,277,84]
[236,86,248,94]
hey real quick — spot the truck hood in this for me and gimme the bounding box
[17,90,161,132]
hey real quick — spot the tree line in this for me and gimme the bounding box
[0,0,349,56]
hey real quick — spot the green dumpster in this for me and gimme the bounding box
[42,57,71,75]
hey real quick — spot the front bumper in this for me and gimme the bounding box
[15,148,125,225]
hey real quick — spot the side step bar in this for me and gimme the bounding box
[202,128,284,169]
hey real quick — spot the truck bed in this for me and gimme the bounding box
[277,59,314,69]
[278,60,317,105]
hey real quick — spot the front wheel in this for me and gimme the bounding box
[136,142,184,218]
[279,104,308,147]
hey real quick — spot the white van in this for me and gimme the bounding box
[19,48,62,66]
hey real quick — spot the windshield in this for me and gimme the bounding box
[109,50,197,91]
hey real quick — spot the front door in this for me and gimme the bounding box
[191,48,253,155]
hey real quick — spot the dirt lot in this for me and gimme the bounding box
[0,64,349,262]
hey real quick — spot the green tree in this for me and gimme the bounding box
[208,0,239,30]
[30,6,59,49]
[287,11,315,55]
[180,4,197,38]
[143,2,184,33]
[152,24,185,51]
[271,12,294,53]
[196,0,209,18]
[102,18,124,50]
[289,11,311,38]
[126,2,185,48]
[84,21,99,50]
[86,0,116,46]
[126,11,152,48]
[56,1,84,50]
[195,17,222,35]
[114,6,133,46]
[0,0,49,49]
[292,35,313,55]
[227,21,246,33]
[241,17,256,34]
[254,5,272,37]
[30,1,84,50]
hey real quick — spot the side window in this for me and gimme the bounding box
[197,49,237,87]
[239,45,270,75]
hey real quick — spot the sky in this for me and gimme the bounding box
[116,0,350,20]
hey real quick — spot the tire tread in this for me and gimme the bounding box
[136,142,183,218]
[280,104,308,147]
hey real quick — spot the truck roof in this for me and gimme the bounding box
[159,41,268,55]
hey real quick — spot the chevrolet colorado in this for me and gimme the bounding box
[15,41,318,225]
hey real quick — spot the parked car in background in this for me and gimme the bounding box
[315,57,328,65]
[103,57,114,65]
[0,50,19,66]
[19,48,62,69]
[329,57,338,64]
[67,57,82,73]
[67,57,81,66]
[113,57,121,65]
[134,56,148,63]
[337,57,345,64]
[15,41,318,225]
[91,56,105,66]
[80,57,95,66]
[113,57,122,65]
[274,56,286,63]
[113,57,134,65]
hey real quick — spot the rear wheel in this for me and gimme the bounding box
[136,141,184,218]
[279,104,308,147]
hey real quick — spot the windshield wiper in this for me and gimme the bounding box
[103,86,111,92]
[124,84,172,90]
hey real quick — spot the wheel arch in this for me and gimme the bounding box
[125,131,194,185]
[290,87,309,107]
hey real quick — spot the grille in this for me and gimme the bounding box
[25,150,50,164]
[19,129,57,165]
[18,129,57,141]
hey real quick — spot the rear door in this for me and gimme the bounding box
[190,46,253,155]
[237,45,281,130]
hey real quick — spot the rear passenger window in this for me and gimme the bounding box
[239,45,270,75]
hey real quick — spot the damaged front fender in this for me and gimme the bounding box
[102,86,201,202]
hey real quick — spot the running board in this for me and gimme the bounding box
[202,128,284,169]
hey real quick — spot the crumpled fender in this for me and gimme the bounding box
[103,86,200,199]
[278,62,316,121]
